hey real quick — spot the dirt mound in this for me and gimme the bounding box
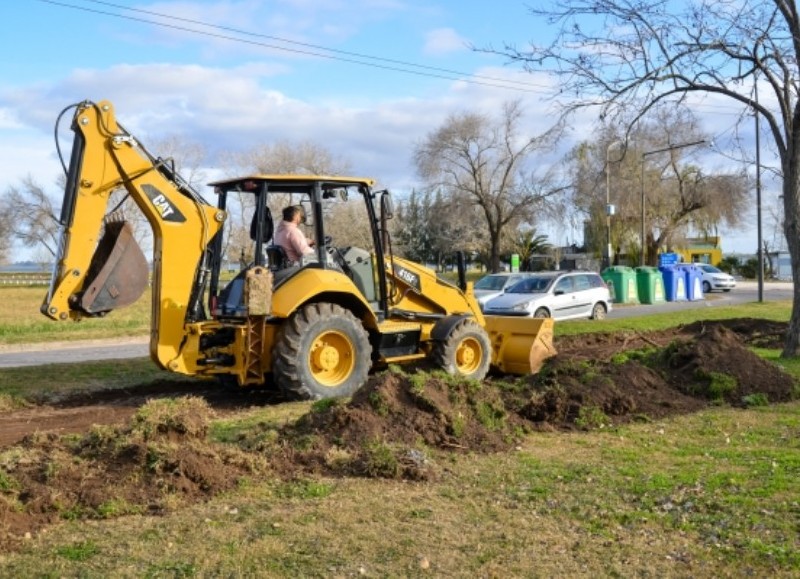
[0,397,260,553]
[241,370,526,480]
[238,319,797,483]
[525,320,797,426]
[0,318,797,552]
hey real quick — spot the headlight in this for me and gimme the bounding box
[511,300,532,312]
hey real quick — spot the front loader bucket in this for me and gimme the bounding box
[77,221,149,314]
[484,316,556,375]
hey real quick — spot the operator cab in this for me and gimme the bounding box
[206,175,390,319]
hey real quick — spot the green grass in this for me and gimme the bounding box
[3,401,797,576]
[1,284,800,576]
[555,300,791,336]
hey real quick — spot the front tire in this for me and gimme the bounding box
[273,303,371,400]
[431,319,491,381]
[533,307,550,319]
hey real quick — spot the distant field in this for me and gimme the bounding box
[0,286,151,344]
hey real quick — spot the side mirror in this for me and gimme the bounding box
[380,190,394,220]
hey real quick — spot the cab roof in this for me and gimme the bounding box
[208,174,375,193]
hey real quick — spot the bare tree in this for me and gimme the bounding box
[496,1,800,355]
[0,199,12,264]
[564,109,748,264]
[224,140,352,177]
[414,100,562,273]
[3,176,60,258]
[149,134,209,189]
[220,141,355,264]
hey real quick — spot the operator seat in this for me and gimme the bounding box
[249,205,288,271]
[265,245,288,271]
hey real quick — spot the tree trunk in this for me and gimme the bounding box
[782,150,800,357]
[489,232,501,273]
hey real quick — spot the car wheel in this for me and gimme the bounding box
[590,302,607,320]
[702,281,712,293]
[533,308,550,319]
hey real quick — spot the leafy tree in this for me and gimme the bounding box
[496,1,800,356]
[740,258,760,280]
[718,256,741,275]
[394,190,434,264]
[413,100,562,273]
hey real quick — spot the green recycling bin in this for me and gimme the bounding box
[601,266,639,304]
[635,266,665,304]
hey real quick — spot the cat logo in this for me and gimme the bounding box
[142,184,186,223]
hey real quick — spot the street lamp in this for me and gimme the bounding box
[639,140,707,266]
[605,140,624,268]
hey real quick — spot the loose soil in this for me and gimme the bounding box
[0,317,797,552]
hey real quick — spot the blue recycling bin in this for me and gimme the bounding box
[676,264,704,301]
[659,265,687,302]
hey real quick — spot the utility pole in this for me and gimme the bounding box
[755,76,764,302]
[605,141,623,269]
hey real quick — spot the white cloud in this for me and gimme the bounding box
[0,63,564,194]
[423,27,467,56]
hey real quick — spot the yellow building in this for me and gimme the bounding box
[674,237,723,265]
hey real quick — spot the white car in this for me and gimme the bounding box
[483,271,612,321]
[473,273,534,311]
[697,264,736,293]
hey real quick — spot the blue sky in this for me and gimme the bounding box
[0,0,780,260]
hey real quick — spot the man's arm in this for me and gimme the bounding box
[288,227,314,257]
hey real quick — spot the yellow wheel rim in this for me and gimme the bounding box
[455,336,483,375]
[308,330,356,387]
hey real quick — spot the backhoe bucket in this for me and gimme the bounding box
[484,316,556,375]
[77,221,149,314]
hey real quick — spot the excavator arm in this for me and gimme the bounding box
[41,100,225,371]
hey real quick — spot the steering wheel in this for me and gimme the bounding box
[325,242,353,276]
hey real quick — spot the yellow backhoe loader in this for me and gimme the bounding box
[41,100,555,399]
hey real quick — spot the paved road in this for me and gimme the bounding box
[0,338,148,368]
[0,281,793,368]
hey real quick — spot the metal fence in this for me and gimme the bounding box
[0,275,50,286]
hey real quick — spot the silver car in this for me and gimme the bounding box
[483,271,612,321]
[473,272,534,311]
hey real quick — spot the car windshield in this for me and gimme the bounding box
[474,275,510,291]
[701,265,721,273]
[506,276,553,294]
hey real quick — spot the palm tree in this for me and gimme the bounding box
[510,229,551,271]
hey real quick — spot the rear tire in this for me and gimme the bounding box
[591,302,607,320]
[273,303,371,400]
[702,281,712,293]
[431,319,491,381]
